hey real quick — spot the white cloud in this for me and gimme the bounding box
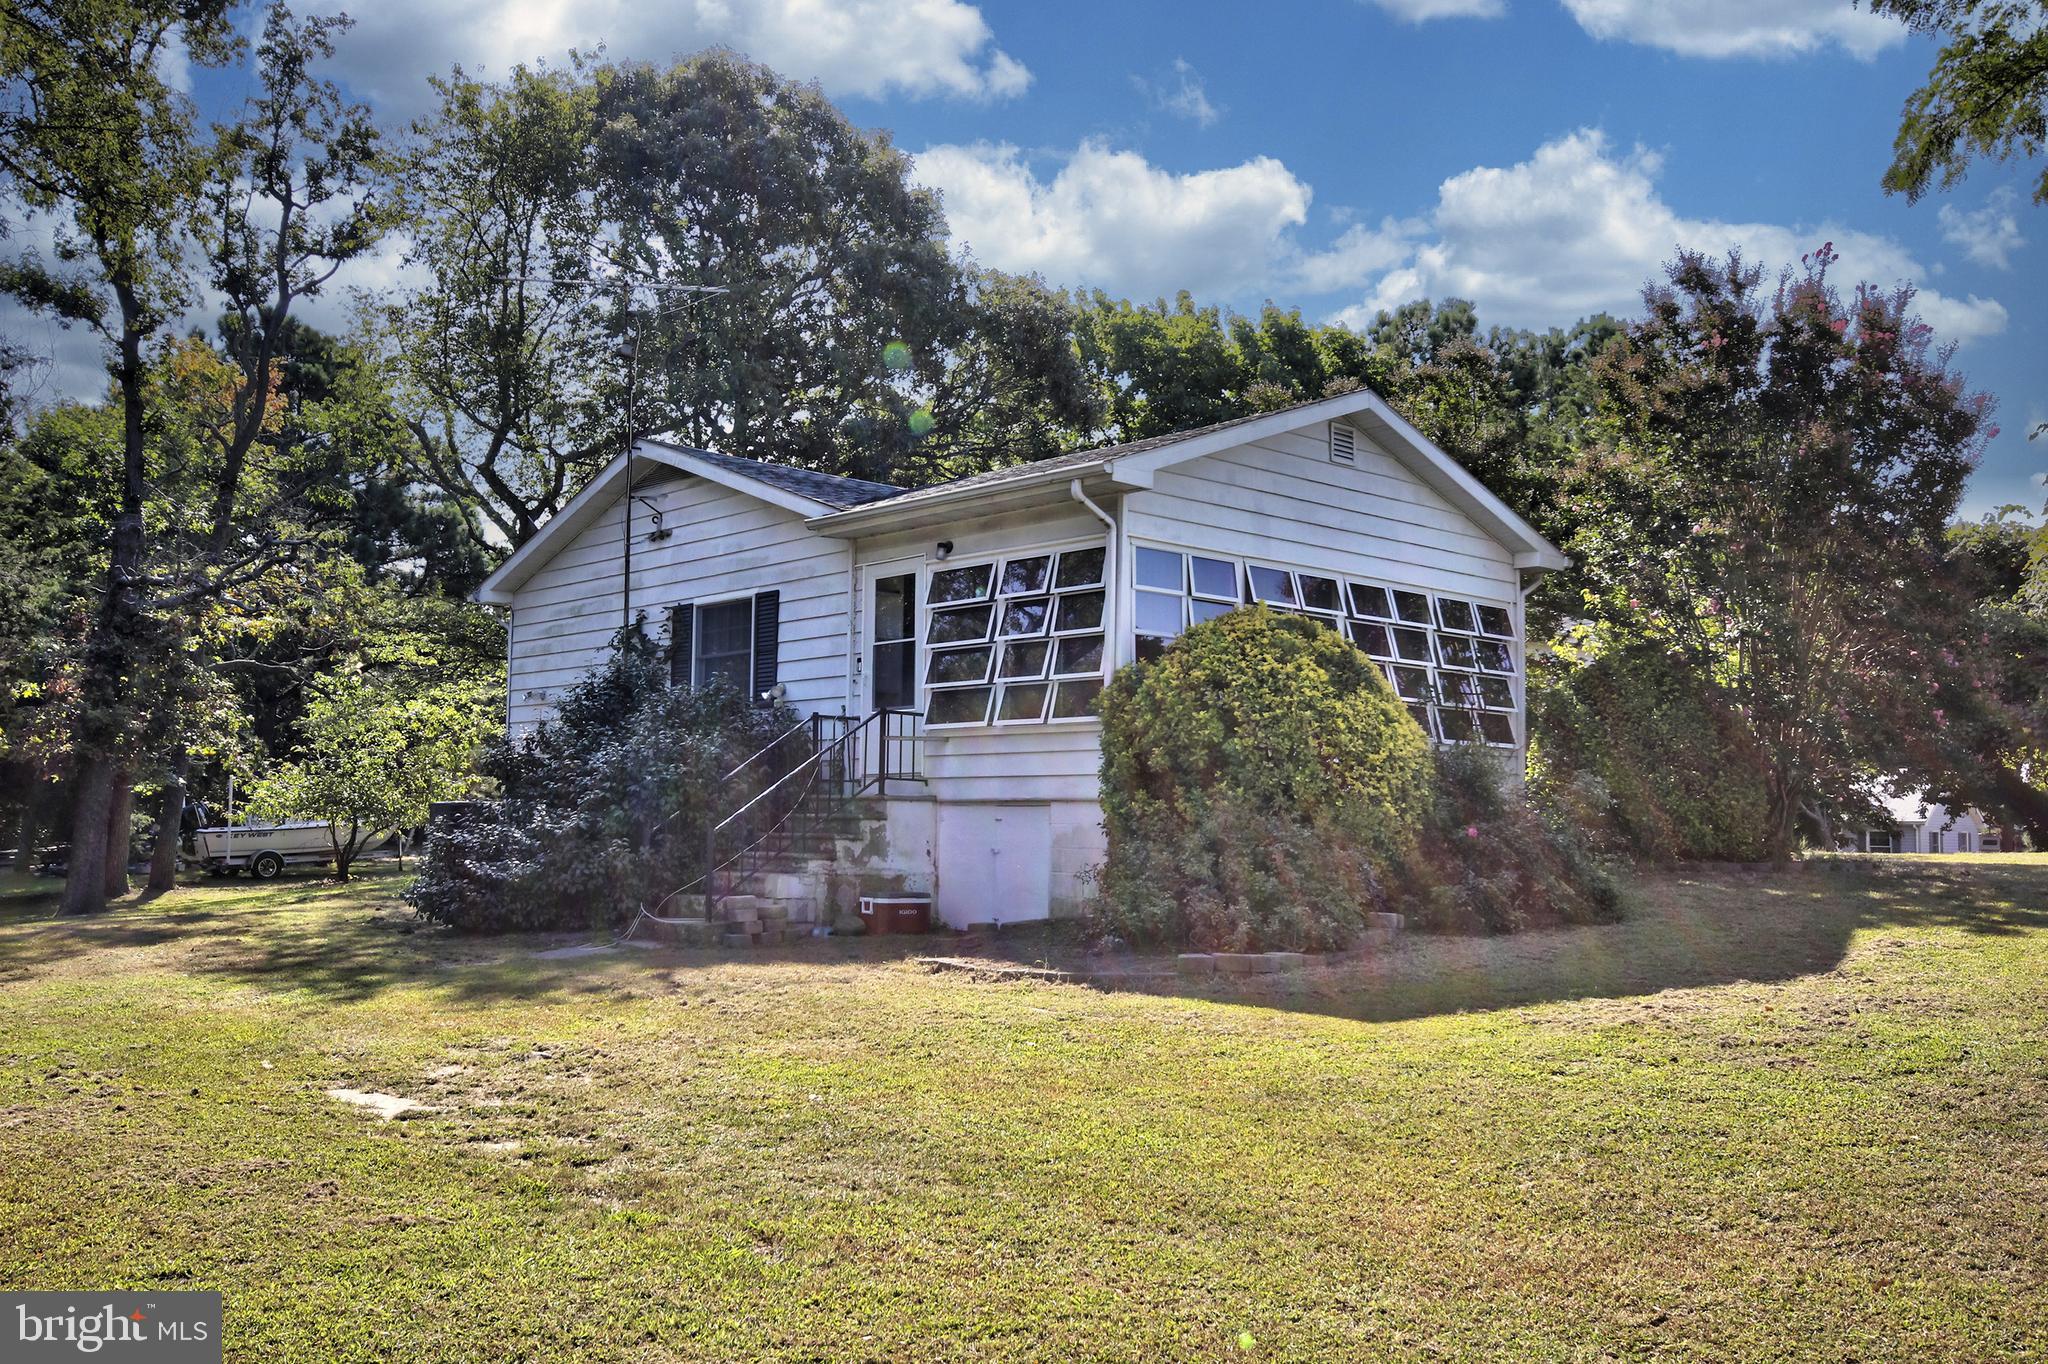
[1331,129,2008,346]
[913,141,1317,299]
[1560,0,1904,59]
[1364,0,1505,20]
[1134,58,1221,128]
[326,0,1029,115]
[1938,189,2027,270]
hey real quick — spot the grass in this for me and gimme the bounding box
[1,858,2045,1362]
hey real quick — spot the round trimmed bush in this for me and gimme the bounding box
[1095,606,1432,950]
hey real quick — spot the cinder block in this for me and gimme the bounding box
[1176,953,1217,975]
[1261,951,1308,971]
[1215,953,1276,975]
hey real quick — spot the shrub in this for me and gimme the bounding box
[1399,745,1628,934]
[1528,642,1773,862]
[1095,607,1432,950]
[409,630,797,931]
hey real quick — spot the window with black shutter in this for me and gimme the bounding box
[751,590,780,704]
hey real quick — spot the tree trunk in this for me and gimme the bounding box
[103,770,134,901]
[331,821,355,883]
[61,756,114,916]
[148,751,188,892]
[12,797,38,873]
[62,289,151,917]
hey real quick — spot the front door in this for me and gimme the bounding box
[861,558,921,714]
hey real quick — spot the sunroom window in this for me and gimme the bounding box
[925,543,1108,728]
[1128,541,1523,748]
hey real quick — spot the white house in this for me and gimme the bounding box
[1852,794,2009,854]
[474,389,1569,928]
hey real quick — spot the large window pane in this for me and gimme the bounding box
[927,646,993,685]
[874,641,915,709]
[1054,546,1105,589]
[1054,590,1105,632]
[1393,590,1432,625]
[929,603,994,644]
[1190,555,1238,600]
[1135,547,1184,591]
[1436,598,1478,633]
[874,573,914,643]
[930,563,993,604]
[1476,640,1516,673]
[695,599,752,691]
[1000,556,1051,595]
[1189,597,1233,625]
[1299,574,1342,614]
[1349,583,1392,619]
[1248,565,1297,605]
[1437,708,1478,742]
[1054,634,1105,676]
[1478,675,1514,709]
[1388,665,1430,701]
[927,687,992,726]
[999,598,1050,636]
[1476,604,1513,637]
[1478,712,1516,745]
[997,683,1051,723]
[999,639,1051,679]
[1050,678,1103,719]
[1134,590,1184,638]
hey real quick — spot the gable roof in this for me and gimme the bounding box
[808,389,1571,572]
[640,437,904,510]
[476,388,1570,606]
[473,439,902,605]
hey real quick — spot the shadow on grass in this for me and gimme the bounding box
[6,858,2045,1024]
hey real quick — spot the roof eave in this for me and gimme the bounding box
[804,460,1149,536]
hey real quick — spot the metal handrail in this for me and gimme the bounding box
[644,707,924,924]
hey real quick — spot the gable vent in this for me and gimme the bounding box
[1328,421,1356,463]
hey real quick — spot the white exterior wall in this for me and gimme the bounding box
[853,505,1112,920]
[1122,419,1527,750]
[506,470,853,732]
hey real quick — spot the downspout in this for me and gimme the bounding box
[1070,479,1119,671]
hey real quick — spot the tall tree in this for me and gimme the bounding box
[384,61,609,549]
[590,53,964,485]
[0,0,240,913]
[1864,0,2048,202]
[1560,246,1994,858]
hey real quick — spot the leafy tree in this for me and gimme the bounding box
[0,0,241,912]
[1865,0,2048,202]
[383,61,610,548]
[1559,246,1995,859]
[248,660,490,880]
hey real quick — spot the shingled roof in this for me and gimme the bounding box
[642,437,904,510]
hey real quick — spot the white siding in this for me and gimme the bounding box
[506,471,853,732]
[1123,421,1528,756]
[1125,424,1518,600]
[853,505,1110,807]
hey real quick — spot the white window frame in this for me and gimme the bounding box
[1127,539,1524,749]
[921,535,1110,731]
[692,595,755,693]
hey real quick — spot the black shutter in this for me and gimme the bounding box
[751,590,780,703]
[668,603,693,687]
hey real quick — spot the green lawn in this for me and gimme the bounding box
[2,858,2044,1362]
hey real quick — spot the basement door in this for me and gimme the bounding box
[936,803,1052,928]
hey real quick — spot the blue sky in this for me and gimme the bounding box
[15,0,2045,515]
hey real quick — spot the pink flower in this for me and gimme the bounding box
[1465,826,1480,839]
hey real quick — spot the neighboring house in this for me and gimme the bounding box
[474,389,1569,928]
[1852,795,2011,854]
